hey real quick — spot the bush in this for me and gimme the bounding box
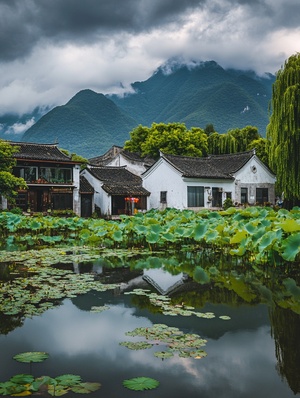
[223,198,234,210]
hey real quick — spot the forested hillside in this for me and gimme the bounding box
[21,60,274,158]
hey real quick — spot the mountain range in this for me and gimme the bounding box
[5,60,275,158]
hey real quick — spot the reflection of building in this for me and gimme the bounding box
[9,142,82,214]
[143,269,187,295]
[270,306,300,394]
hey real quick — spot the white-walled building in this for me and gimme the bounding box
[142,150,276,210]
[81,166,150,217]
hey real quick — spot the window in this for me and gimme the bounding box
[160,191,167,203]
[187,186,204,207]
[14,166,38,182]
[39,167,72,183]
[241,188,248,204]
[256,188,268,204]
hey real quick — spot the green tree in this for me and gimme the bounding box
[207,126,261,155]
[0,140,27,200]
[124,123,208,159]
[60,148,88,170]
[267,53,300,207]
[247,138,269,167]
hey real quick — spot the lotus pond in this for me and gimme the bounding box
[1,207,300,396]
[1,242,300,397]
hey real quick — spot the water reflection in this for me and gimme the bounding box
[1,253,300,397]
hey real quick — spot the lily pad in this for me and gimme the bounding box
[13,352,49,363]
[71,382,101,393]
[154,351,174,359]
[123,377,159,391]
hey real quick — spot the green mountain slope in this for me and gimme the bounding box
[110,60,274,134]
[22,90,137,157]
[21,60,275,157]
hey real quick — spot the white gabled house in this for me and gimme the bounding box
[142,150,276,210]
[81,166,150,217]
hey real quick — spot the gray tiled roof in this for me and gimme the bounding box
[88,166,150,196]
[89,146,155,168]
[162,150,256,179]
[80,176,94,194]
[10,142,73,162]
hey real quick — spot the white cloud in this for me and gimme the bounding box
[0,1,298,116]
[4,118,36,135]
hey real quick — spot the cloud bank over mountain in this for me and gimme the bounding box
[0,0,299,117]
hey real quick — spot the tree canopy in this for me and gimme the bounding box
[267,53,300,206]
[207,126,261,155]
[124,122,208,159]
[124,122,268,165]
[0,140,27,199]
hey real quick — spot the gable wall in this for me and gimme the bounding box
[143,160,187,209]
[107,154,146,176]
[234,157,276,204]
[81,169,111,216]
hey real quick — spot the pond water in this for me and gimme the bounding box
[1,253,300,397]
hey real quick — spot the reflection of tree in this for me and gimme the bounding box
[0,314,23,335]
[270,305,300,394]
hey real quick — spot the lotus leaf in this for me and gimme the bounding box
[54,375,82,386]
[122,377,159,391]
[9,374,34,385]
[193,223,208,241]
[154,351,174,359]
[0,381,28,396]
[71,382,101,393]
[90,305,110,313]
[119,341,153,350]
[13,352,49,363]
[193,266,210,284]
[281,233,300,261]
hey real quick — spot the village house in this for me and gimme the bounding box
[81,165,150,217]
[89,145,155,176]
[142,149,276,210]
[3,142,82,215]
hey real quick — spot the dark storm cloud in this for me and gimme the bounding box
[0,0,298,116]
[0,0,205,61]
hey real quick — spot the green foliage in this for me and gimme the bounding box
[123,377,159,391]
[267,53,300,204]
[124,122,208,159]
[207,125,262,155]
[0,140,27,198]
[60,148,88,169]
[223,197,234,210]
[13,351,49,363]
[0,207,300,263]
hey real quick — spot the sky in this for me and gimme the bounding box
[0,0,299,134]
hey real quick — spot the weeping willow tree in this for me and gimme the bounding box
[207,126,260,155]
[267,53,300,207]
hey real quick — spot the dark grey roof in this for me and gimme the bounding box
[88,166,150,196]
[89,145,123,166]
[89,146,155,168]
[162,150,256,179]
[10,142,73,162]
[80,176,94,194]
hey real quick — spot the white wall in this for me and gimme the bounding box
[234,156,276,204]
[73,165,81,215]
[108,154,146,176]
[81,169,112,216]
[143,159,187,209]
